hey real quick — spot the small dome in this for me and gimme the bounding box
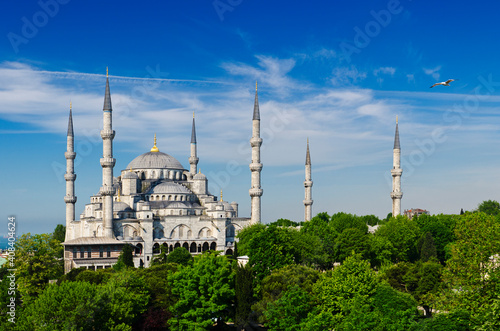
[218,200,234,211]
[194,172,207,180]
[114,201,132,212]
[123,171,139,179]
[148,182,192,194]
[127,152,184,170]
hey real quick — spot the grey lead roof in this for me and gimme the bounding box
[191,117,197,144]
[253,88,260,120]
[67,109,74,136]
[103,77,112,111]
[394,122,400,149]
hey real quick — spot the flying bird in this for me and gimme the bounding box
[430,79,457,88]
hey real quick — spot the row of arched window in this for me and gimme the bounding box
[152,242,217,254]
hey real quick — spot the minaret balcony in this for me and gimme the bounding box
[100,186,116,196]
[304,180,313,187]
[65,151,76,159]
[64,195,77,203]
[303,199,313,206]
[64,173,77,181]
[250,137,263,147]
[391,192,403,199]
[249,163,263,171]
[249,188,263,197]
[100,129,115,140]
[391,169,402,176]
[100,158,116,168]
[189,156,199,164]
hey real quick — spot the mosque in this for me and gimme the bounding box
[61,73,403,273]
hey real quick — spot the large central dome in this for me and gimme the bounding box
[127,151,184,170]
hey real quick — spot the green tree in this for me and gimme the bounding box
[116,244,135,269]
[334,227,370,263]
[373,215,421,263]
[52,224,66,243]
[418,231,437,262]
[414,214,457,263]
[477,199,500,216]
[17,281,100,331]
[264,285,315,331]
[235,223,266,256]
[13,233,64,301]
[444,212,500,319]
[166,247,193,266]
[136,263,179,329]
[314,254,378,326]
[168,251,235,330]
[247,225,301,286]
[151,244,169,265]
[253,264,320,323]
[235,264,255,329]
[330,212,368,234]
[300,212,337,269]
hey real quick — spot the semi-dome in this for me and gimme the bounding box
[113,201,132,212]
[148,182,192,194]
[127,151,184,170]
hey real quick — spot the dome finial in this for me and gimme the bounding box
[151,133,159,152]
[220,189,223,202]
[70,100,72,110]
[256,80,258,91]
[106,66,109,77]
[396,115,398,124]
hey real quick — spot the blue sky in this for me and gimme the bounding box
[2,0,500,235]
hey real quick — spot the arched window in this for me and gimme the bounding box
[174,243,181,249]
[210,242,216,251]
[87,246,92,258]
[169,245,173,252]
[99,246,104,258]
[153,243,160,254]
[226,249,233,256]
[202,242,209,252]
[190,242,197,253]
[182,242,189,250]
[135,243,143,255]
[80,246,85,258]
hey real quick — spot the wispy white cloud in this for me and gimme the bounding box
[423,65,441,81]
[330,66,367,86]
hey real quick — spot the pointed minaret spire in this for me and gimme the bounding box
[64,103,77,241]
[103,68,112,112]
[304,138,313,221]
[189,112,199,175]
[391,116,403,217]
[100,68,116,238]
[249,82,263,224]
[253,81,260,120]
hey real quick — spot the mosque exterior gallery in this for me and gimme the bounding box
[62,74,402,272]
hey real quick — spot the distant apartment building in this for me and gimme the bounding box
[404,208,430,219]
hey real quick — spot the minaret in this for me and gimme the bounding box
[189,112,199,175]
[64,103,77,241]
[249,82,263,224]
[391,116,403,216]
[304,138,313,221]
[100,68,116,238]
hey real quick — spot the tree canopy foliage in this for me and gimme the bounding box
[8,200,500,330]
